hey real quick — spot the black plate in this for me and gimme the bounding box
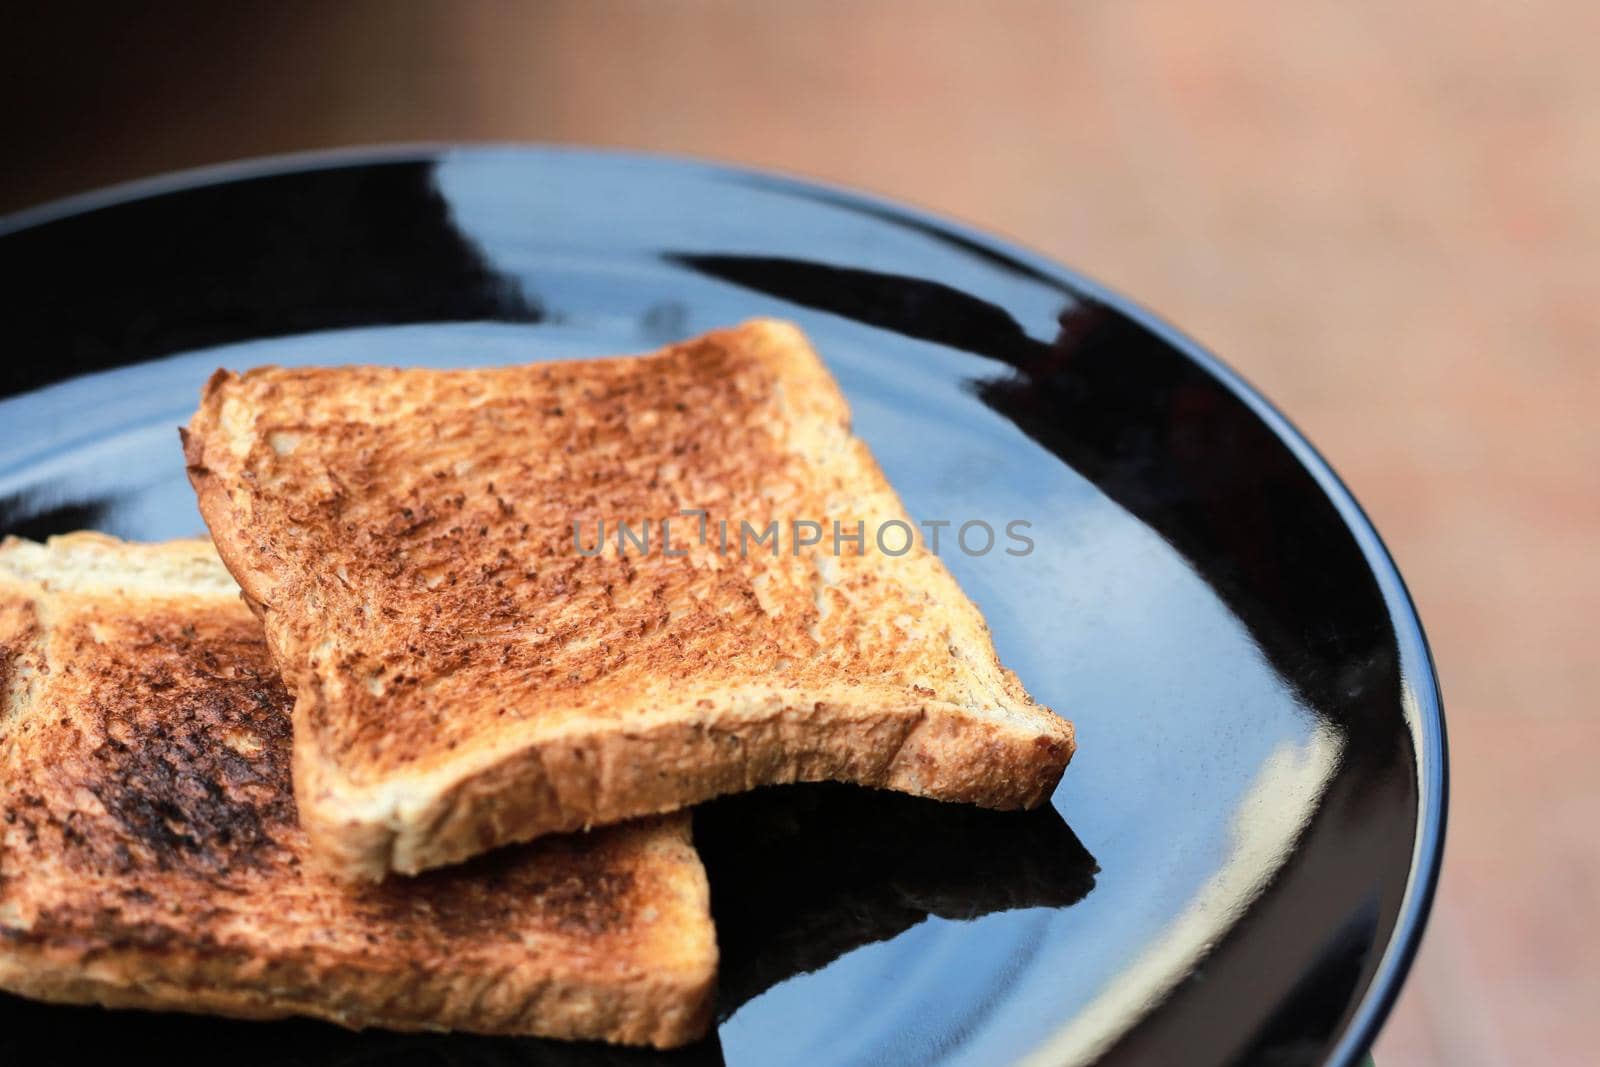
[0,147,1445,1066]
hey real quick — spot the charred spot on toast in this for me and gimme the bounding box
[4,578,665,942]
[1,537,717,1045]
[25,608,295,877]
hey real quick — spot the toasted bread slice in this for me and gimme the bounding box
[184,319,1075,880]
[0,534,715,1047]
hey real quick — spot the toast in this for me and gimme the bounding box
[184,319,1076,880]
[0,534,716,1047]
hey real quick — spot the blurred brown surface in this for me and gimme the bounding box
[5,2,1597,1063]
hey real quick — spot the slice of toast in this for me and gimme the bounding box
[0,534,716,1047]
[184,319,1076,880]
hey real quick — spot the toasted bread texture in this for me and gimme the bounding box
[184,319,1075,880]
[0,534,715,1047]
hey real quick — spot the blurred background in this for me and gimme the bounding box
[4,2,1595,1063]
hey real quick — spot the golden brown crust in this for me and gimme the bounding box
[0,534,715,1047]
[185,319,1075,879]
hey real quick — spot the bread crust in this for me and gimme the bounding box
[0,534,716,1047]
[185,319,1075,879]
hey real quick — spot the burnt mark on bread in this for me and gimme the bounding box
[5,591,658,945]
[2,568,705,1043]
[23,609,296,878]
